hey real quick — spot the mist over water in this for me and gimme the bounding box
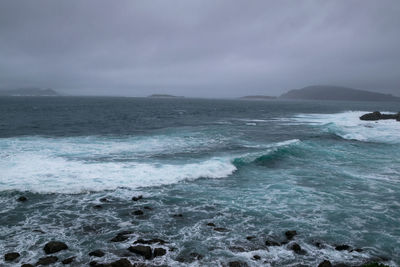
[1,97,399,266]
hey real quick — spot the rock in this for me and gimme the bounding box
[89,250,105,257]
[335,244,351,251]
[253,255,261,260]
[109,258,133,267]
[360,262,390,267]
[189,252,203,260]
[99,198,109,202]
[132,210,144,215]
[134,238,167,245]
[318,260,332,267]
[153,248,166,257]
[43,241,68,254]
[246,236,256,240]
[128,245,152,259]
[360,111,400,121]
[17,196,27,202]
[289,242,306,255]
[173,213,183,218]
[285,230,297,240]
[214,227,229,232]
[4,252,20,261]
[93,205,103,209]
[132,195,143,201]
[265,239,280,246]
[228,261,249,267]
[36,256,58,265]
[61,256,75,264]
[229,246,246,252]
[206,223,216,227]
[110,231,133,242]
[21,264,34,267]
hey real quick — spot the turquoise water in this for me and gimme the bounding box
[0,97,399,266]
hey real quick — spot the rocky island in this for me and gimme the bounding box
[360,111,400,121]
[147,94,183,98]
[239,95,277,100]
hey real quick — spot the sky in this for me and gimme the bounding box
[0,0,399,97]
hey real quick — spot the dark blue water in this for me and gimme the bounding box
[0,97,399,266]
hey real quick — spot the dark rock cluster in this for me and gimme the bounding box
[360,111,400,121]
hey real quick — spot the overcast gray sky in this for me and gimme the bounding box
[0,0,399,97]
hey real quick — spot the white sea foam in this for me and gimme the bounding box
[291,111,400,143]
[0,135,236,193]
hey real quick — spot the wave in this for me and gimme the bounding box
[290,111,400,144]
[0,135,300,194]
[232,139,301,167]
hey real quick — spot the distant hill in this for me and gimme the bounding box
[280,85,399,101]
[147,94,183,98]
[239,95,277,100]
[0,88,59,96]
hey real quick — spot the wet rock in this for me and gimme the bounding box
[134,238,167,245]
[318,260,332,267]
[360,262,390,267]
[314,241,325,249]
[17,196,27,202]
[246,236,256,241]
[229,246,246,252]
[128,245,152,259]
[132,210,144,215]
[206,222,216,227]
[61,256,75,264]
[36,256,58,265]
[109,258,133,267]
[33,229,46,234]
[335,244,351,251]
[99,197,109,202]
[43,241,68,254]
[93,205,103,209]
[21,264,34,267]
[265,239,280,246]
[153,248,166,257]
[285,230,297,240]
[289,242,306,255]
[173,213,183,218]
[132,195,143,201]
[252,255,261,260]
[4,252,20,261]
[228,261,249,267]
[360,111,400,121]
[89,250,105,257]
[214,227,229,232]
[110,231,133,242]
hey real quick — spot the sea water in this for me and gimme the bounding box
[0,97,399,266]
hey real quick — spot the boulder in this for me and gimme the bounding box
[89,250,105,257]
[17,196,27,202]
[289,242,306,255]
[110,231,133,242]
[228,261,249,267]
[4,252,20,261]
[214,227,229,232]
[253,255,261,260]
[132,195,143,201]
[265,239,280,246]
[128,245,152,259]
[335,244,351,251]
[206,223,216,227]
[132,210,144,216]
[43,241,68,254]
[109,258,133,267]
[318,260,332,267]
[285,230,297,240]
[61,256,75,264]
[153,248,166,257]
[134,238,167,245]
[36,256,58,265]
[21,264,34,267]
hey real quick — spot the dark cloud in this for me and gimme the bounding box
[0,0,399,97]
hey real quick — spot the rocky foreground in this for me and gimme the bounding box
[360,111,400,121]
[3,195,392,267]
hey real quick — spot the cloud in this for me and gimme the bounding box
[0,0,399,97]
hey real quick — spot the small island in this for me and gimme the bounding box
[239,95,277,100]
[147,94,183,98]
[360,111,400,121]
[0,88,59,96]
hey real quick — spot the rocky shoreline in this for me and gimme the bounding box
[360,111,400,121]
[3,195,392,267]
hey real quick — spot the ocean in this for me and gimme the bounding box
[0,97,399,266]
